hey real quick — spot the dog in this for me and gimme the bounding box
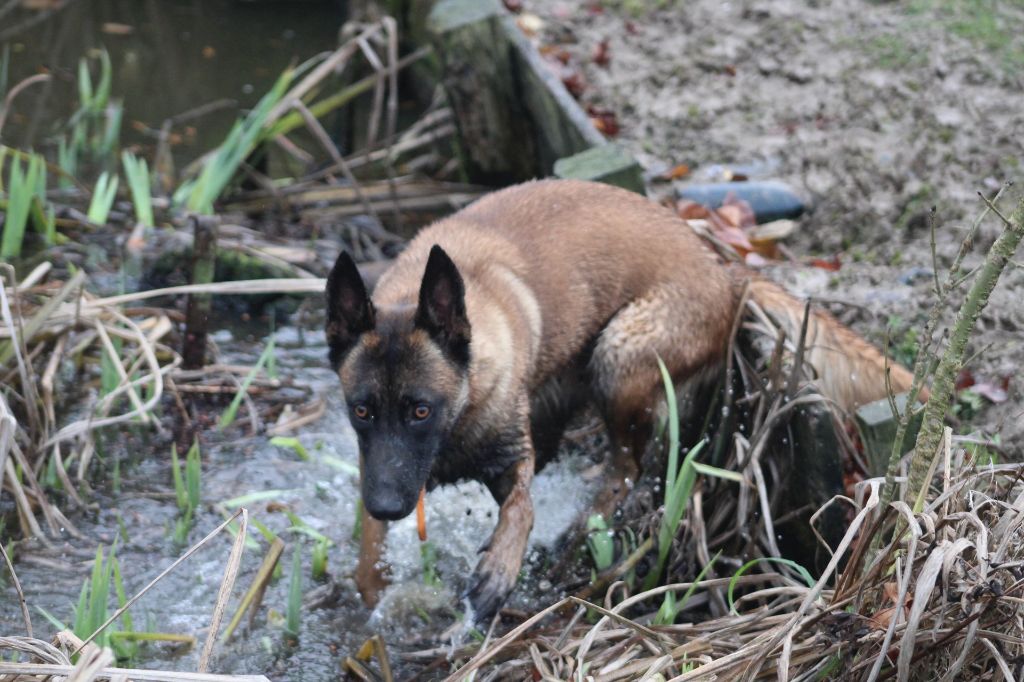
[324,179,914,623]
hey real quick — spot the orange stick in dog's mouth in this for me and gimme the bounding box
[416,487,427,541]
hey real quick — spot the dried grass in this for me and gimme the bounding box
[431,288,1024,681]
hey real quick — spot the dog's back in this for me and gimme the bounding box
[374,179,738,398]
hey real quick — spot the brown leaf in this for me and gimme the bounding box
[539,45,572,65]
[664,164,691,180]
[677,200,710,220]
[716,204,745,228]
[593,39,611,67]
[587,106,619,136]
[720,193,757,227]
[563,71,587,98]
[809,256,842,271]
[955,368,975,391]
[868,582,911,630]
[101,22,134,35]
[972,377,1010,403]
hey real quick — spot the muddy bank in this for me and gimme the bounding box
[528,0,1024,448]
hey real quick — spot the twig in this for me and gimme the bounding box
[0,540,31,637]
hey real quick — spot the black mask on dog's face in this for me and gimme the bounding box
[326,246,471,520]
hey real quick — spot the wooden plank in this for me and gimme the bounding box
[0,662,270,682]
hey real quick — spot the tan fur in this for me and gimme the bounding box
[349,179,912,613]
[744,278,916,411]
[374,180,737,421]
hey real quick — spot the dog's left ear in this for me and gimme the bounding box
[326,251,375,367]
[415,245,471,366]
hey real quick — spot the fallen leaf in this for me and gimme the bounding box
[587,105,619,136]
[809,256,842,271]
[539,45,572,64]
[101,22,134,35]
[744,252,768,267]
[720,193,757,227]
[502,0,523,12]
[972,377,1010,403]
[563,71,587,98]
[868,582,911,630]
[955,369,975,391]
[663,163,691,180]
[593,39,611,67]
[202,46,216,59]
[677,200,710,220]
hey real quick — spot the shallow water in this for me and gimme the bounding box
[0,321,596,679]
[2,0,344,159]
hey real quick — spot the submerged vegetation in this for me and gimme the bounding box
[0,4,1023,682]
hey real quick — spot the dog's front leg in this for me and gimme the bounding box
[466,452,535,624]
[355,501,389,608]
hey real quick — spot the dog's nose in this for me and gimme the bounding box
[365,491,410,521]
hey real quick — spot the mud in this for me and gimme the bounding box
[531,0,1024,448]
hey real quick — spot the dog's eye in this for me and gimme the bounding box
[353,404,370,420]
[413,404,431,421]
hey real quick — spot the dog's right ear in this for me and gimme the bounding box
[325,251,375,367]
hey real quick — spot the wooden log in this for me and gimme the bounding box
[181,215,218,369]
[426,0,607,182]
[772,401,847,572]
[427,0,537,183]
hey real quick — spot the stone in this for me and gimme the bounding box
[553,144,645,194]
[855,392,924,478]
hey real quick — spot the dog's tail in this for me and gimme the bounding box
[746,278,917,414]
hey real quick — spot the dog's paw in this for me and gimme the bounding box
[463,550,516,627]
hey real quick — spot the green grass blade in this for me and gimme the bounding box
[121,151,154,227]
[95,50,112,110]
[585,514,615,572]
[35,606,68,631]
[100,101,122,160]
[185,438,201,511]
[72,580,89,637]
[77,57,93,109]
[1,155,31,259]
[727,557,815,615]
[219,336,275,429]
[171,443,187,512]
[87,172,119,225]
[87,545,111,647]
[184,68,294,214]
[421,541,441,588]
[270,436,310,461]
[654,551,720,625]
[311,537,328,581]
[285,546,302,640]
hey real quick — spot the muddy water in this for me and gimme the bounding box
[2,0,344,159]
[0,321,595,678]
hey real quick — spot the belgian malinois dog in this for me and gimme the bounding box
[325,179,913,622]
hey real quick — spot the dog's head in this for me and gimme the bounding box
[325,245,471,521]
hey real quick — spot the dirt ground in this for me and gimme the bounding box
[525,0,1024,451]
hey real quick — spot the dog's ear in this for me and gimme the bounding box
[415,245,471,366]
[326,251,375,367]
